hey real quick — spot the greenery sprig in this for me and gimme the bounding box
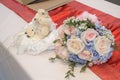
[65,61,76,79]
[49,55,76,79]
[64,17,95,29]
[49,55,61,62]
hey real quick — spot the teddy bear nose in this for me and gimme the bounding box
[42,12,45,15]
[27,35,30,38]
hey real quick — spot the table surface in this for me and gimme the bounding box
[0,0,120,80]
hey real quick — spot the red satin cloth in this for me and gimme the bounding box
[0,0,120,80]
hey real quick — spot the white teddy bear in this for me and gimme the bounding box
[32,9,56,32]
[12,9,58,55]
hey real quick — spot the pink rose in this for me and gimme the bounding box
[64,26,74,35]
[78,50,93,61]
[81,28,98,44]
[57,25,65,38]
[64,27,71,35]
[58,25,74,37]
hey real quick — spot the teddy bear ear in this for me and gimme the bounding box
[38,9,45,13]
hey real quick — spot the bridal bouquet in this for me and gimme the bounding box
[49,12,115,79]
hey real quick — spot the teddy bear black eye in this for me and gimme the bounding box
[32,29,34,31]
[25,32,27,34]
[34,18,36,21]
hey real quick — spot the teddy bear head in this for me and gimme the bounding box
[33,9,49,21]
[37,9,49,18]
[25,26,35,38]
[24,24,50,40]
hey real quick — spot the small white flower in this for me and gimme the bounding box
[94,36,112,56]
[79,23,87,30]
[78,50,93,61]
[67,38,85,54]
[81,28,98,44]
[88,62,93,67]
[72,19,75,23]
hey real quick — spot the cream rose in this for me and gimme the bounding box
[78,50,93,61]
[94,36,112,55]
[81,28,98,43]
[67,38,85,54]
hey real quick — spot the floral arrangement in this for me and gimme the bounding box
[49,12,115,79]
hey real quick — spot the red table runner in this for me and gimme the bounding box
[0,0,120,80]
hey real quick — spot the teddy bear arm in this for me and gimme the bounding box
[37,26,50,39]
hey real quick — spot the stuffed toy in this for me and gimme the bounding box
[24,9,55,41]
[33,9,55,30]
[24,25,39,40]
[11,9,58,55]
[24,23,50,41]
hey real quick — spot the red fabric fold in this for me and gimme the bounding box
[90,64,120,80]
[108,51,120,64]
[0,0,120,80]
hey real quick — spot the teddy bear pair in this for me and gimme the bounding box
[25,9,55,41]
[12,9,57,55]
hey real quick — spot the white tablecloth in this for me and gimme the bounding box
[1,0,120,79]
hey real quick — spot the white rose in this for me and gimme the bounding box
[67,38,85,54]
[94,36,112,55]
[78,50,93,61]
[81,28,98,44]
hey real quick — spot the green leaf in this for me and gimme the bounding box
[65,74,69,78]
[49,55,62,62]
[56,55,61,59]
[80,65,87,72]
[70,73,75,77]
[85,19,95,29]
[62,33,67,42]
[112,43,120,52]
[53,39,58,43]
[49,57,56,62]
[65,70,75,79]
[80,61,90,72]
[68,61,76,71]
